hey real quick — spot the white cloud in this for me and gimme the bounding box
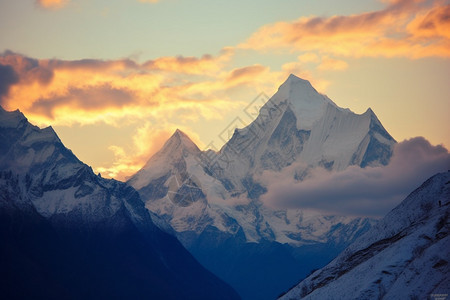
[260,137,450,217]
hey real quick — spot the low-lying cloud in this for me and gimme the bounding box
[260,137,450,217]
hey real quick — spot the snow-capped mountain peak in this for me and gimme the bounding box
[128,129,203,191]
[269,74,336,131]
[142,129,200,169]
[165,128,200,153]
[0,106,27,128]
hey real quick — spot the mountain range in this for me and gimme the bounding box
[127,74,396,299]
[0,106,239,299]
[2,73,445,300]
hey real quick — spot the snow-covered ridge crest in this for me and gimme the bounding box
[269,74,339,131]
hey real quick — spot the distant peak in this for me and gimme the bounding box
[284,74,312,86]
[365,107,374,114]
[265,74,335,131]
[172,128,190,140]
[166,129,199,152]
[288,73,299,80]
[0,106,28,129]
[174,128,184,136]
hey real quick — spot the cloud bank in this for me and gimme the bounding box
[260,137,450,217]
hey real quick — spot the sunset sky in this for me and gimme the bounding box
[1,0,449,180]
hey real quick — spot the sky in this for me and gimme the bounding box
[0,0,449,182]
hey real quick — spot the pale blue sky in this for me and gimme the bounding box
[1,0,383,60]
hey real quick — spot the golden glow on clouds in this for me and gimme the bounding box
[0,51,238,128]
[240,0,450,59]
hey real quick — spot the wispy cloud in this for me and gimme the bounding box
[225,65,269,85]
[239,0,450,59]
[260,137,450,217]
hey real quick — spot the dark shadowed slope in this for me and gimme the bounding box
[0,106,240,300]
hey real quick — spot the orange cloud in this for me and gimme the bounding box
[240,0,450,59]
[0,50,241,127]
[408,4,450,39]
[225,65,269,85]
[36,0,69,10]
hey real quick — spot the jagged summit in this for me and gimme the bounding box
[171,128,198,148]
[284,73,313,86]
[0,107,72,174]
[128,128,202,190]
[0,105,27,129]
[153,128,200,160]
[267,74,336,131]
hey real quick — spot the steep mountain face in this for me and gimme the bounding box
[214,75,394,191]
[280,171,450,300]
[128,74,395,299]
[0,107,240,300]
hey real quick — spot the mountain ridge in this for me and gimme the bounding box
[0,105,240,300]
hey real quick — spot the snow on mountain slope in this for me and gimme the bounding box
[129,74,393,246]
[280,171,450,300]
[0,106,240,300]
[128,74,394,299]
[217,74,395,187]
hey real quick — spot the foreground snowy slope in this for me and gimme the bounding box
[280,171,450,300]
[128,74,394,299]
[0,106,240,300]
